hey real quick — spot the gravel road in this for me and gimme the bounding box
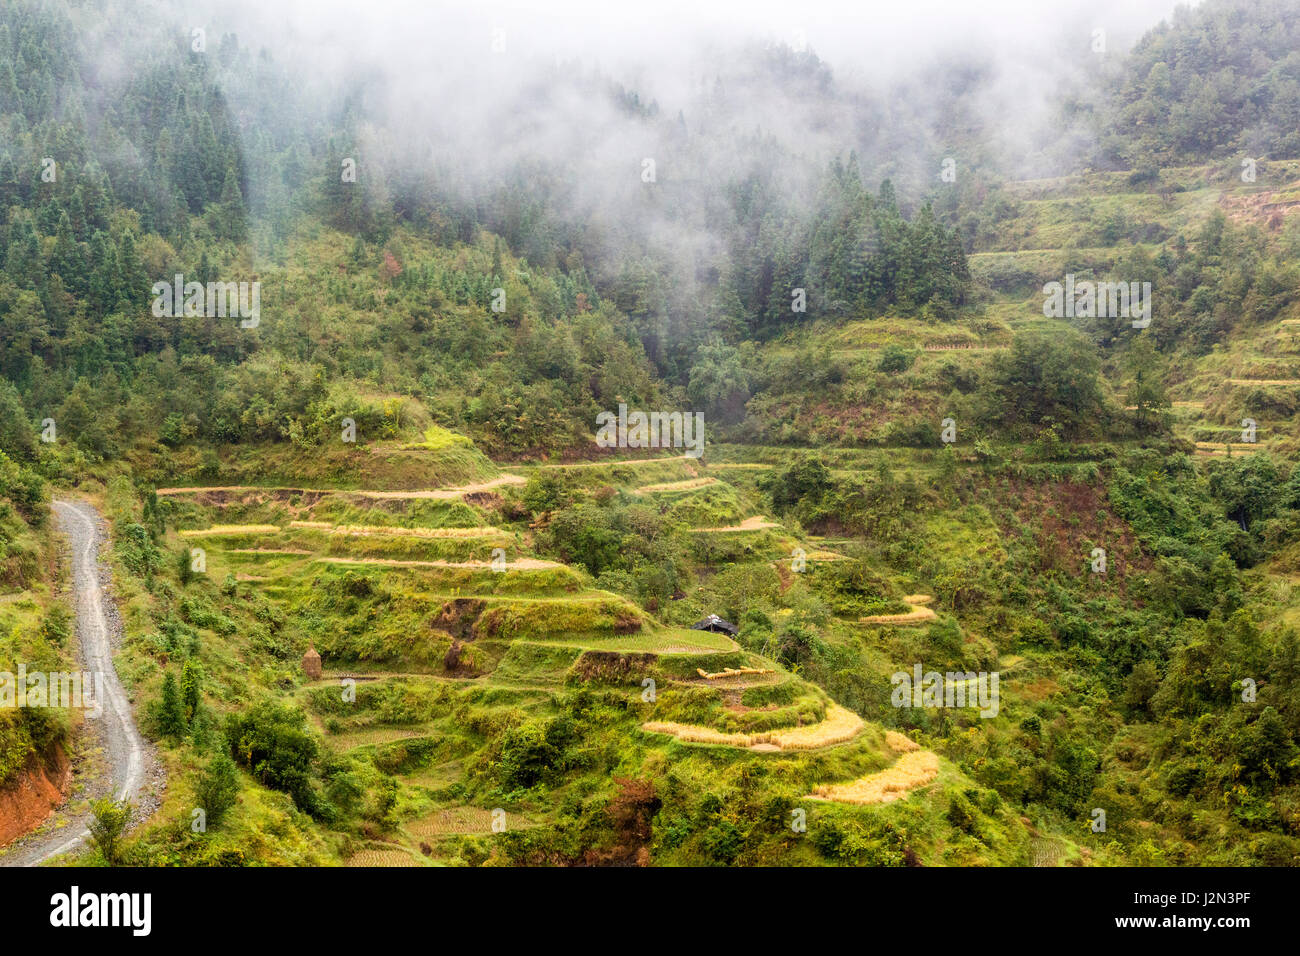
[0,499,161,867]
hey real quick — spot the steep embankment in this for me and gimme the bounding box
[0,749,71,847]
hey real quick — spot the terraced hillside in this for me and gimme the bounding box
[14,147,1300,866]
[8,0,1300,872]
[78,441,1047,867]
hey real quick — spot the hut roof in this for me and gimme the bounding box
[691,614,738,635]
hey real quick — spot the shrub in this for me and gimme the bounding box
[225,701,321,814]
[877,344,917,374]
[88,799,132,864]
[193,753,240,829]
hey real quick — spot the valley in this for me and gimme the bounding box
[2,0,1300,872]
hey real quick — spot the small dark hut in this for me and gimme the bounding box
[691,614,738,636]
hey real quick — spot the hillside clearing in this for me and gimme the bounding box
[314,556,564,569]
[633,477,718,494]
[809,750,940,805]
[642,702,864,751]
[288,521,505,538]
[690,515,780,532]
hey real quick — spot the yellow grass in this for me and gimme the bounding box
[407,807,499,837]
[860,603,938,625]
[1226,378,1300,386]
[535,454,694,470]
[226,548,312,554]
[315,556,563,569]
[405,806,535,837]
[769,550,847,568]
[289,521,504,538]
[695,666,772,680]
[885,730,920,753]
[690,515,780,532]
[902,594,934,605]
[179,524,280,537]
[330,731,434,752]
[1194,441,1262,455]
[156,476,526,499]
[810,750,940,805]
[643,703,863,751]
[634,477,718,494]
[346,848,421,867]
[352,475,526,499]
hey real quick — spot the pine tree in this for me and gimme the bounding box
[50,211,83,293]
[217,162,246,240]
[4,217,41,288]
[86,230,121,314]
[180,658,202,725]
[0,61,20,115]
[193,752,239,828]
[156,671,186,739]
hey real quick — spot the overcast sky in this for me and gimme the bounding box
[193,0,1196,90]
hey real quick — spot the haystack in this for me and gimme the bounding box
[302,645,322,680]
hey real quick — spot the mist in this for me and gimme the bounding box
[69,0,1203,334]
[144,0,1196,195]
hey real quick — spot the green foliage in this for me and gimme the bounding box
[1100,0,1300,166]
[986,330,1106,438]
[152,671,186,740]
[88,799,132,865]
[13,0,1300,871]
[761,454,832,514]
[877,343,917,374]
[225,701,321,815]
[193,752,240,829]
[687,343,750,423]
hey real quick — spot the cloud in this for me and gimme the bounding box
[145,0,1199,277]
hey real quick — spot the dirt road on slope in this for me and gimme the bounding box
[0,499,160,867]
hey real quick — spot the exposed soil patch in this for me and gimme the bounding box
[1220,185,1300,230]
[583,778,660,867]
[613,611,643,634]
[431,598,488,640]
[991,478,1150,597]
[0,748,70,848]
